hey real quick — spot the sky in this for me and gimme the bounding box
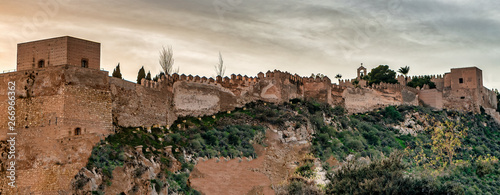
[0,0,499,89]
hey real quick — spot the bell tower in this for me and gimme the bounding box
[357,63,367,79]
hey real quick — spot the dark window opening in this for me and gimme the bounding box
[81,59,89,68]
[459,78,464,83]
[75,127,81,136]
[460,96,465,99]
[38,60,45,68]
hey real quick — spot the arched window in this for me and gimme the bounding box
[81,59,89,68]
[38,60,45,68]
[75,127,81,136]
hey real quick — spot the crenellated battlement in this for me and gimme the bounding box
[151,69,313,90]
[139,73,174,89]
[173,73,261,85]
[302,76,331,83]
[398,74,445,80]
[371,82,420,94]
[338,79,355,87]
[140,78,161,89]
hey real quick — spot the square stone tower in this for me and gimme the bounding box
[449,67,482,90]
[17,36,100,71]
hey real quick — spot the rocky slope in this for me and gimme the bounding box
[70,99,500,194]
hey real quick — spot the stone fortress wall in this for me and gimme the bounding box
[393,67,498,115]
[0,65,113,194]
[2,37,499,143]
[0,36,498,194]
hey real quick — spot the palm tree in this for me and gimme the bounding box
[335,74,342,84]
[398,66,410,85]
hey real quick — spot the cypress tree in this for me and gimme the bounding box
[146,71,152,80]
[137,66,146,84]
[112,63,122,79]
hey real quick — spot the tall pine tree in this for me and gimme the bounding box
[137,66,146,84]
[112,63,122,79]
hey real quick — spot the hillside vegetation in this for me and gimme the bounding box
[76,99,500,194]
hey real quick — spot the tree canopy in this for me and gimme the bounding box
[112,63,122,79]
[367,65,398,85]
[137,66,146,84]
[407,76,436,89]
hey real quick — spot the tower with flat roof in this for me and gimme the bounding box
[16,36,100,71]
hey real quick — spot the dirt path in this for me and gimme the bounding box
[190,129,310,194]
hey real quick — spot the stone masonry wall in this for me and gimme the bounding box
[110,77,172,128]
[0,66,112,194]
[481,87,498,110]
[418,89,443,109]
[442,88,480,112]
[343,86,418,114]
[171,70,303,118]
[303,77,331,104]
[173,81,240,117]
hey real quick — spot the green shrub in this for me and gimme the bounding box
[228,133,241,146]
[296,162,315,178]
[86,142,125,179]
[151,179,164,193]
[331,106,346,116]
[327,151,462,194]
[285,181,322,195]
[310,114,325,130]
[345,139,364,151]
[407,75,436,89]
[171,133,182,143]
[362,130,380,146]
[384,106,403,122]
[91,191,105,195]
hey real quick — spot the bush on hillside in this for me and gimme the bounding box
[326,151,464,194]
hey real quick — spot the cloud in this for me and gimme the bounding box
[0,0,499,89]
